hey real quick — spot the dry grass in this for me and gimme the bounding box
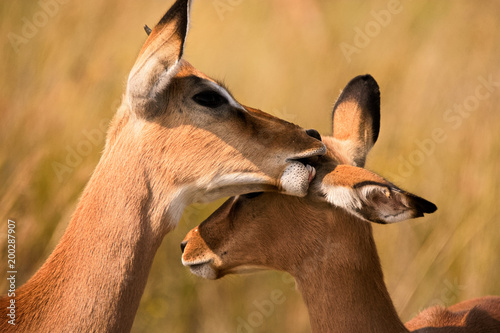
[1,1,499,332]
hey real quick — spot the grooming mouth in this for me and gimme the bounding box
[287,144,326,180]
[285,153,321,185]
[279,161,317,196]
[306,164,316,183]
[287,144,327,163]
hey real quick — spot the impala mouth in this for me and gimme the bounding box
[287,144,327,163]
[281,146,324,196]
[182,258,212,268]
[182,258,217,279]
[188,262,206,270]
[306,164,316,183]
[280,161,317,197]
[287,145,325,180]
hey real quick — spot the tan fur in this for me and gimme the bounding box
[182,144,500,332]
[322,163,387,187]
[181,152,405,333]
[332,101,365,141]
[181,76,499,332]
[0,1,326,332]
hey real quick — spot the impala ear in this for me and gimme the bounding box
[127,0,191,117]
[332,75,380,167]
[319,164,437,224]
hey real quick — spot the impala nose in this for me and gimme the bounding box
[306,129,322,141]
[180,240,187,254]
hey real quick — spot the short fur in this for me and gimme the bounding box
[182,76,499,332]
[0,1,326,332]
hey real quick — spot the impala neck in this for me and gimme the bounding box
[293,210,408,333]
[15,122,179,332]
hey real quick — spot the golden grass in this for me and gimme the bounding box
[1,0,499,332]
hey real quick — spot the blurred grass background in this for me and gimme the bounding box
[1,0,499,332]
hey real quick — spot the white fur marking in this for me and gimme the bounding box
[323,185,363,211]
[164,187,190,227]
[205,81,244,110]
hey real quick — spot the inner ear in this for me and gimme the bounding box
[320,164,437,224]
[331,74,380,166]
[353,182,437,224]
[126,0,191,117]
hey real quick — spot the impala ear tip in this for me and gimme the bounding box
[355,74,377,85]
[395,187,437,215]
[144,24,152,36]
[157,0,191,28]
[342,74,380,96]
[424,200,438,214]
[414,196,437,215]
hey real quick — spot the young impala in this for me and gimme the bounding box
[181,75,500,332]
[0,1,326,332]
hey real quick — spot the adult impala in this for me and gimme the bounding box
[182,75,500,332]
[0,1,326,332]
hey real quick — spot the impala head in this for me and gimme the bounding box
[181,74,437,279]
[106,0,325,224]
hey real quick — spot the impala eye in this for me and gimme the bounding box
[242,192,263,199]
[192,91,228,108]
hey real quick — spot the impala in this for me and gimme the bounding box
[181,75,500,332]
[0,1,326,332]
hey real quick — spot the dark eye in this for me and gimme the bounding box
[242,192,263,199]
[192,90,228,108]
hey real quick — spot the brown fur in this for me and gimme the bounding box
[406,297,500,332]
[0,1,326,332]
[181,76,499,332]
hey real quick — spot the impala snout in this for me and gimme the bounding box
[181,227,221,280]
[288,128,325,164]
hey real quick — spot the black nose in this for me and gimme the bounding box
[306,128,322,141]
[180,241,187,253]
